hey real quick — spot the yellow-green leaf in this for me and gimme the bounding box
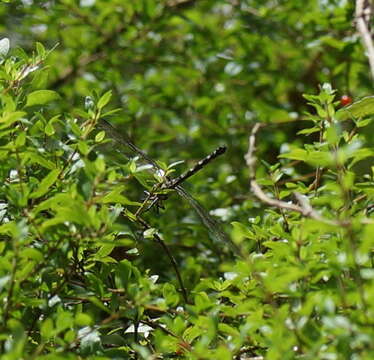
[20,248,43,261]
[95,130,106,142]
[97,90,112,110]
[40,318,54,340]
[30,169,60,199]
[25,90,60,107]
[0,111,26,128]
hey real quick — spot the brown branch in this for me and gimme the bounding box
[245,124,338,226]
[356,0,374,81]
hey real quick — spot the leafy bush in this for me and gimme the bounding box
[0,38,373,360]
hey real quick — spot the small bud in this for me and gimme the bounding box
[84,96,95,110]
[322,83,333,94]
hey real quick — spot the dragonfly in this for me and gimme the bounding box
[137,146,227,215]
[98,119,241,256]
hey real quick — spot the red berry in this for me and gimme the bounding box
[340,95,352,107]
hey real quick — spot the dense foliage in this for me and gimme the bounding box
[0,1,374,359]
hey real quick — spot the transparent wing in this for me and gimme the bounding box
[175,185,241,255]
[98,119,159,169]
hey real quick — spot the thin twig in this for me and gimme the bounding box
[136,216,188,304]
[245,124,338,226]
[356,0,374,81]
[309,122,324,193]
[272,181,290,232]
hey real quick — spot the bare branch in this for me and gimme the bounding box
[244,122,263,179]
[245,124,338,226]
[356,0,374,81]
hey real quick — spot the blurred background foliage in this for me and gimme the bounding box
[1,0,368,170]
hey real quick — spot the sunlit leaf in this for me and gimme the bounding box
[25,90,60,107]
[30,169,60,199]
[97,90,112,110]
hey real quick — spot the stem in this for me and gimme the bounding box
[136,216,188,304]
[310,122,325,194]
[273,181,290,233]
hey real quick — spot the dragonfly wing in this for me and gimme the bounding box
[175,185,241,256]
[98,119,160,169]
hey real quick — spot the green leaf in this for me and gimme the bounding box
[349,148,374,167]
[279,148,308,161]
[75,313,92,326]
[30,169,60,199]
[95,244,115,258]
[36,42,46,57]
[100,187,138,205]
[45,121,55,136]
[144,0,159,18]
[15,132,26,146]
[231,221,255,247]
[184,326,203,343]
[88,297,111,314]
[20,248,43,261]
[163,283,180,307]
[56,311,73,333]
[116,259,133,290]
[40,318,54,340]
[25,90,60,107]
[95,156,106,172]
[218,323,240,337]
[97,90,112,110]
[28,153,55,169]
[297,126,320,135]
[194,292,212,312]
[78,140,90,155]
[95,130,106,142]
[356,118,372,128]
[102,108,122,117]
[0,111,26,128]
